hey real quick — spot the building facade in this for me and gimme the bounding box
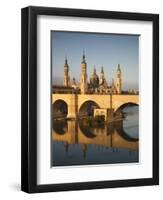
[61,52,122,94]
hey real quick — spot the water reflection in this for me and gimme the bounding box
[52,106,139,166]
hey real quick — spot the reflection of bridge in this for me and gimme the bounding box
[52,94,139,119]
[52,120,138,152]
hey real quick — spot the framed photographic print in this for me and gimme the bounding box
[21,6,159,193]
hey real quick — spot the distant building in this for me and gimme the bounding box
[94,108,108,121]
[94,108,115,121]
[52,85,79,94]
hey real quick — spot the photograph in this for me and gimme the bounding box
[51,31,139,167]
[21,6,159,193]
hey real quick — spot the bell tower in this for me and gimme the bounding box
[63,57,70,86]
[116,64,122,94]
[99,65,105,85]
[80,51,87,94]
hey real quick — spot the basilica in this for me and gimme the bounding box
[60,52,122,94]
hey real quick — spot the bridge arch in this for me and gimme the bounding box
[78,100,100,117]
[114,102,139,113]
[53,99,68,118]
[79,124,97,138]
[115,121,138,142]
[114,103,139,142]
[53,119,67,135]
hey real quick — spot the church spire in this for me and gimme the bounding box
[80,51,87,94]
[117,64,121,71]
[65,56,68,65]
[82,50,86,64]
[64,56,68,68]
[99,65,105,85]
[63,56,69,86]
[93,65,96,74]
[116,64,122,94]
[100,65,104,74]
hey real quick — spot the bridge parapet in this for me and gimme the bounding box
[112,95,139,111]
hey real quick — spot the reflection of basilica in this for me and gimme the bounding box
[52,120,138,158]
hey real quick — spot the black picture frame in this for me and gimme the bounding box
[21,6,159,193]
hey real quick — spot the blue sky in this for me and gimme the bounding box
[51,31,139,90]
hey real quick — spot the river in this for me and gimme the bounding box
[52,105,139,166]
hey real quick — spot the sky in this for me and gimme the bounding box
[51,31,139,91]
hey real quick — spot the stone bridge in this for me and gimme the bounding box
[52,94,139,119]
